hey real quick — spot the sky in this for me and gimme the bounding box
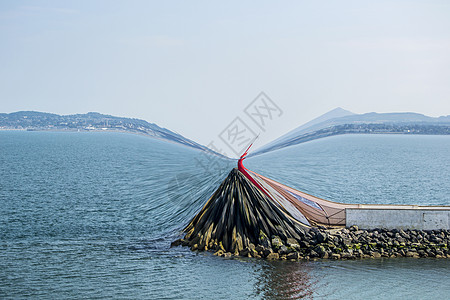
[1,0,449,155]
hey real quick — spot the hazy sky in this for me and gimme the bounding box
[1,0,449,153]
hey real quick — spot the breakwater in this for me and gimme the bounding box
[173,225,450,260]
[173,167,450,260]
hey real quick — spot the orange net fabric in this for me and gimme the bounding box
[247,170,358,226]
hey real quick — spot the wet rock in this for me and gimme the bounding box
[255,245,265,253]
[316,232,328,243]
[309,250,319,258]
[271,236,283,249]
[371,252,381,258]
[250,249,260,258]
[239,247,250,257]
[259,231,271,249]
[314,245,327,258]
[287,252,301,260]
[406,251,419,258]
[262,248,273,258]
[331,253,341,260]
[278,245,289,255]
[341,252,353,259]
[342,238,353,249]
[299,241,310,248]
[266,253,279,260]
[349,225,359,232]
[286,238,300,248]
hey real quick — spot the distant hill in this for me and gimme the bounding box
[0,111,224,156]
[251,109,450,156]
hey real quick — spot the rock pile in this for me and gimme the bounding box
[172,168,450,260]
[174,225,450,260]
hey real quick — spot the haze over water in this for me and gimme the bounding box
[1,131,449,299]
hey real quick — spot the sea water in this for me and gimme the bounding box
[1,131,449,299]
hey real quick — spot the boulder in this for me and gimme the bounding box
[266,253,280,260]
[349,225,359,232]
[259,231,271,249]
[287,252,301,260]
[316,232,328,243]
[271,236,283,249]
[331,253,341,260]
[262,248,273,258]
[278,245,289,255]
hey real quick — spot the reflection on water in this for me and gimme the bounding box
[254,261,316,299]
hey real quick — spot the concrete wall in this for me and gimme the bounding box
[346,208,450,230]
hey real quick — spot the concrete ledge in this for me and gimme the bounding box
[346,208,450,230]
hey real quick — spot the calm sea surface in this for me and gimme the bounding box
[1,131,449,299]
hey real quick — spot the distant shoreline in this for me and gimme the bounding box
[0,127,201,151]
[251,123,450,156]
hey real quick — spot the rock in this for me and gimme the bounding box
[341,237,352,247]
[309,250,319,258]
[341,252,353,259]
[418,250,427,257]
[314,245,327,258]
[255,245,265,253]
[266,253,280,260]
[262,248,273,258]
[432,236,443,243]
[371,252,381,258]
[239,247,250,257]
[354,249,364,258]
[316,232,328,243]
[331,253,341,260]
[287,252,302,259]
[349,225,359,232]
[399,230,410,240]
[406,251,419,258]
[287,252,301,260]
[299,241,310,248]
[286,238,300,248]
[278,245,289,255]
[259,231,271,248]
[250,249,259,258]
[271,236,283,249]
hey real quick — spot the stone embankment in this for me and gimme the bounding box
[173,226,450,260]
[172,168,449,260]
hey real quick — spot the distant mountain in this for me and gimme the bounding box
[251,109,450,156]
[0,111,224,157]
[260,107,355,152]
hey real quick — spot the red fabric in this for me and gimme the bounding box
[237,144,270,197]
